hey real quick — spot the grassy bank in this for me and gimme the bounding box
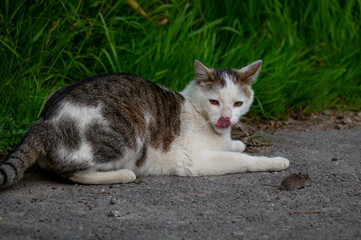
[1,0,360,151]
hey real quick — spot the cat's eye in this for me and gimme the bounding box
[209,99,219,105]
[234,101,243,107]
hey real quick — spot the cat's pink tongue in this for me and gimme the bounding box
[217,117,231,128]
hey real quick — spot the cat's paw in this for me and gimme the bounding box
[270,157,290,171]
[118,169,137,183]
[232,140,246,152]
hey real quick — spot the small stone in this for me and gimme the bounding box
[108,210,120,217]
[342,117,352,124]
[110,196,117,205]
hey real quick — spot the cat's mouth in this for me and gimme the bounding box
[216,117,231,129]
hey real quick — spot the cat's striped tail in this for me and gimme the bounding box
[0,122,47,189]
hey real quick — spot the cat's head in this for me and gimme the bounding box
[184,60,262,134]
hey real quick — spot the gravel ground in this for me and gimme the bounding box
[0,127,360,240]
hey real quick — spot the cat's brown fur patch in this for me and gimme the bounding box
[120,102,146,139]
[147,88,184,152]
[241,86,252,99]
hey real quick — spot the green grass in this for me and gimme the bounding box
[1,0,361,151]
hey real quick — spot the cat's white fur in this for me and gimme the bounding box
[48,60,289,184]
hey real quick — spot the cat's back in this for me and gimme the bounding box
[39,73,185,153]
[41,73,172,118]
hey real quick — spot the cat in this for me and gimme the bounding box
[0,60,289,188]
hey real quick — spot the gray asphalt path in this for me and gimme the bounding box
[0,128,360,240]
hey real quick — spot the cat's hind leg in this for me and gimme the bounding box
[69,169,136,184]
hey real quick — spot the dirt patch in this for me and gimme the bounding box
[243,110,361,133]
[232,110,361,153]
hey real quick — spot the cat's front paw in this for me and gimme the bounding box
[271,157,290,171]
[232,140,246,152]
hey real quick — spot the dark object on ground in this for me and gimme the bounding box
[264,172,311,190]
[279,172,311,190]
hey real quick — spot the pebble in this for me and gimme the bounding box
[110,196,117,205]
[342,117,352,124]
[108,210,120,217]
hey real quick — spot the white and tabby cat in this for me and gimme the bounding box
[0,60,289,188]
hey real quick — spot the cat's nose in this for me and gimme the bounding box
[221,108,232,118]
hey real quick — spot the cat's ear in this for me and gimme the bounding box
[194,60,211,83]
[237,60,262,85]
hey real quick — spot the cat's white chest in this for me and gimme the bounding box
[179,101,233,152]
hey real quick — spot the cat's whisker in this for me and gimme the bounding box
[235,122,257,146]
[198,119,213,131]
[236,122,249,137]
